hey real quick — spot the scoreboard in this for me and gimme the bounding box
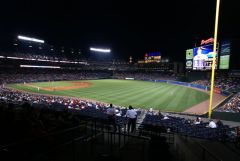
[219,41,231,69]
[185,39,231,70]
[185,37,229,70]
[144,52,161,63]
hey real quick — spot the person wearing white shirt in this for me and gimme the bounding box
[126,105,137,133]
[107,104,116,116]
[194,117,201,125]
[163,115,169,120]
[193,47,208,69]
[107,104,117,132]
[208,120,217,128]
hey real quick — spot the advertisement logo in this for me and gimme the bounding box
[186,60,193,69]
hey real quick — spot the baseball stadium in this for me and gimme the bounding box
[1,0,240,161]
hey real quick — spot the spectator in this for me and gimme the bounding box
[156,110,163,117]
[147,108,154,115]
[106,104,117,132]
[216,93,240,113]
[126,105,137,133]
[194,117,201,125]
[216,119,224,128]
[162,114,169,120]
[208,120,217,128]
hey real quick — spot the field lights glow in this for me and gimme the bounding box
[20,65,60,69]
[6,56,28,60]
[90,47,111,53]
[18,35,45,43]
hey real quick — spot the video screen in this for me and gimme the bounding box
[144,52,161,63]
[193,44,218,70]
[219,41,230,69]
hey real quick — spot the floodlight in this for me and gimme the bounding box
[18,35,45,43]
[90,47,111,53]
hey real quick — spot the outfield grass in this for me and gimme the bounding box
[7,79,209,112]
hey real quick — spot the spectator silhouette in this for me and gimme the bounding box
[126,105,137,133]
[106,104,117,132]
[216,119,223,128]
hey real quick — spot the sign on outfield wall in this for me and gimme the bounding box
[213,87,221,94]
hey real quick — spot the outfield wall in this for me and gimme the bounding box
[139,78,231,97]
[211,111,240,122]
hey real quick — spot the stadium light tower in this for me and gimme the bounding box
[208,0,221,119]
[18,35,45,43]
[90,47,111,53]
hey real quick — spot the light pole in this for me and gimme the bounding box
[208,0,221,119]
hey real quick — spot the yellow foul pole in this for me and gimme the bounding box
[208,0,221,119]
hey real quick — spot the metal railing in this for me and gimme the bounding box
[0,117,153,161]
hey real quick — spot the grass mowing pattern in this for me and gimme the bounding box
[7,79,209,112]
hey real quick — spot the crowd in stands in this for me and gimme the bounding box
[113,71,179,81]
[216,93,240,113]
[0,101,83,146]
[0,87,110,110]
[0,86,143,146]
[191,76,240,93]
[0,69,111,84]
[140,112,237,141]
[191,74,240,113]
[190,80,209,86]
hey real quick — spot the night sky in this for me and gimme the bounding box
[0,0,239,62]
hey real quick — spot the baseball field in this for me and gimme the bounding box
[7,79,210,112]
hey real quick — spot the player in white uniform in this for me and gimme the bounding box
[193,47,208,69]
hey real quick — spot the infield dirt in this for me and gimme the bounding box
[24,82,92,91]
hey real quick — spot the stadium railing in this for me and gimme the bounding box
[0,122,89,161]
[0,116,152,161]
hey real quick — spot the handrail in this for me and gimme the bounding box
[104,131,151,141]
[0,122,87,149]
[0,117,146,150]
